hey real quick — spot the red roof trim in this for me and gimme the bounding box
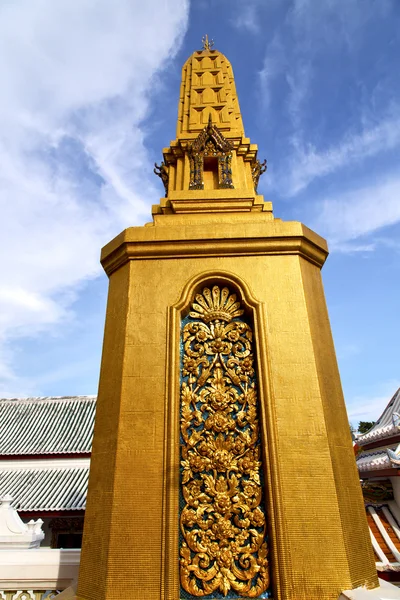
[362,434,400,451]
[361,468,400,479]
[0,452,91,461]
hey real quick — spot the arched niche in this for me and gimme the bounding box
[188,119,234,190]
[162,271,281,600]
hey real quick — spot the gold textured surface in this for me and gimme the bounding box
[179,286,269,597]
[299,258,378,587]
[77,235,378,600]
[76,42,378,600]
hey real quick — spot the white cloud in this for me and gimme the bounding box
[256,0,399,196]
[0,0,189,395]
[231,3,260,33]
[290,0,391,49]
[329,242,376,254]
[258,34,285,111]
[311,174,400,246]
[285,60,312,133]
[285,114,400,196]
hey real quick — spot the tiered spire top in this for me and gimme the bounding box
[176,38,244,139]
[152,39,270,216]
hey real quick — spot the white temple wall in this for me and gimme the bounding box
[0,548,80,590]
[390,477,400,510]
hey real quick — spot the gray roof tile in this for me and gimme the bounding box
[357,388,400,444]
[0,464,89,511]
[0,396,96,455]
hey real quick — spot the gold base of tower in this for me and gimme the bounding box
[76,208,377,600]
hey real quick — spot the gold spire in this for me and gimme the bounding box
[176,45,244,138]
[152,44,270,215]
[201,34,214,51]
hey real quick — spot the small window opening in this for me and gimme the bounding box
[203,156,219,190]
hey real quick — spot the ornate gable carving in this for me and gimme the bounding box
[188,116,234,190]
[191,115,233,155]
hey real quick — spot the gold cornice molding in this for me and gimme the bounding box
[153,190,271,215]
[162,137,257,165]
[101,224,328,277]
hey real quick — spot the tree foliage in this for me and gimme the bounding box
[358,421,375,434]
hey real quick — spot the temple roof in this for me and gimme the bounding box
[0,459,89,511]
[357,388,400,445]
[0,396,96,455]
[366,504,400,571]
[357,448,397,473]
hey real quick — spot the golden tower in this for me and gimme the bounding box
[76,39,378,600]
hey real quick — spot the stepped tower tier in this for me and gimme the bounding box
[177,44,244,138]
[153,43,268,215]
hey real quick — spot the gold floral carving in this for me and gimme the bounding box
[179,285,269,598]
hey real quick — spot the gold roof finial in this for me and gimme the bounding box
[201,34,214,51]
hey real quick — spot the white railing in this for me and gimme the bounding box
[0,593,60,600]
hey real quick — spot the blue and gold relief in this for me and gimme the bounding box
[179,285,271,598]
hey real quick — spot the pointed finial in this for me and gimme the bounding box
[202,34,214,51]
[207,113,213,128]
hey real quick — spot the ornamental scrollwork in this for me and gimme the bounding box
[218,153,233,189]
[179,285,270,598]
[251,158,267,193]
[361,480,394,505]
[154,161,169,196]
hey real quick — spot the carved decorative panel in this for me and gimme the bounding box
[361,479,394,504]
[179,285,270,598]
[188,119,234,191]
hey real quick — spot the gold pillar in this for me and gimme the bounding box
[77,42,378,600]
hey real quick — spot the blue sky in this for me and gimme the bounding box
[0,0,399,426]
